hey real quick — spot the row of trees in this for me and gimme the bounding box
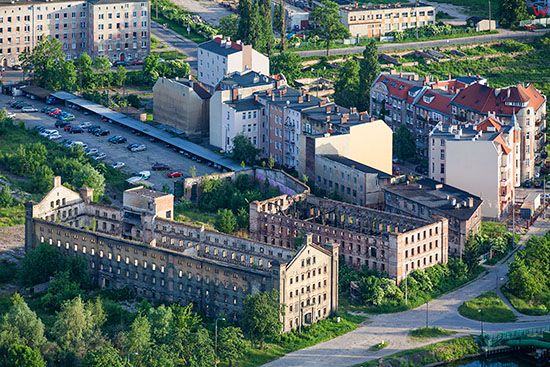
[21,38,191,93]
[2,244,284,366]
[0,116,106,197]
[333,40,380,111]
[506,232,549,309]
[236,0,275,55]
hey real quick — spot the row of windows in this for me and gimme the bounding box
[405,253,439,272]
[404,227,438,244]
[404,241,438,258]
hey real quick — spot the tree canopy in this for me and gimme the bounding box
[498,0,529,28]
[242,290,282,347]
[310,0,350,56]
[393,125,417,162]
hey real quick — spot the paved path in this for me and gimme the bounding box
[151,22,198,72]
[262,218,550,367]
[295,29,550,58]
[171,0,232,26]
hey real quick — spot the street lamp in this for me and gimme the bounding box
[495,274,504,291]
[425,301,429,328]
[477,309,484,337]
[214,316,226,363]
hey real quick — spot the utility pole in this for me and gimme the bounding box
[404,272,408,305]
[488,0,492,29]
[415,0,419,40]
[425,301,429,328]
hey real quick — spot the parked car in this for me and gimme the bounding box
[152,163,171,171]
[48,133,62,140]
[21,106,38,113]
[130,59,144,66]
[130,144,146,152]
[11,64,22,70]
[88,126,101,134]
[137,170,150,180]
[6,112,16,118]
[108,135,127,144]
[94,129,110,136]
[127,143,139,151]
[112,161,125,169]
[55,121,70,128]
[167,171,184,178]
[93,153,107,161]
[85,148,99,156]
[39,129,58,137]
[70,127,84,134]
[70,141,88,149]
[78,122,92,129]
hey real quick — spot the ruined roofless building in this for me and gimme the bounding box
[250,193,449,283]
[24,176,339,332]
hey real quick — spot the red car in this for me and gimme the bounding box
[63,124,73,132]
[131,59,144,66]
[49,109,62,116]
[167,171,184,178]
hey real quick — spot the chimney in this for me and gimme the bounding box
[340,113,349,124]
[231,88,239,101]
[80,187,94,204]
[423,75,430,85]
[254,94,259,102]
[305,94,311,102]
[448,73,452,81]
[335,105,340,113]
[350,107,357,114]
[451,198,457,206]
[468,197,474,208]
[53,176,62,188]
[271,94,275,101]
[325,105,332,113]
[325,115,331,122]
[298,95,304,103]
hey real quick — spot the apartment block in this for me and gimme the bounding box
[250,193,449,283]
[370,72,483,158]
[197,36,269,89]
[429,118,520,219]
[340,2,435,38]
[315,154,392,208]
[450,82,547,182]
[152,77,211,138]
[209,70,280,152]
[384,178,482,257]
[0,0,150,66]
[25,176,339,332]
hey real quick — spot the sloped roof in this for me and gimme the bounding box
[374,74,423,100]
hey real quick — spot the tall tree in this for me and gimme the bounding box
[20,244,66,286]
[83,345,125,367]
[0,343,45,367]
[358,39,380,111]
[242,290,282,348]
[216,209,237,233]
[113,65,127,88]
[75,53,94,91]
[498,0,529,27]
[0,294,46,350]
[218,326,247,367]
[258,0,275,55]
[393,125,417,162]
[123,314,152,367]
[218,15,239,40]
[237,0,252,42]
[310,0,350,56]
[231,135,260,165]
[270,52,302,84]
[274,1,286,50]
[92,56,112,89]
[334,59,360,108]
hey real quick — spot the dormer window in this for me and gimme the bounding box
[423,95,435,104]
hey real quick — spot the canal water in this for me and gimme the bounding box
[447,354,539,366]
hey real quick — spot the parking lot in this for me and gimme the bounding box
[1,93,217,191]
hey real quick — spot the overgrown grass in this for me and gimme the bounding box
[358,336,480,367]
[0,205,24,227]
[409,327,457,339]
[458,292,517,323]
[502,289,549,316]
[231,314,366,367]
[174,204,217,229]
[153,14,209,44]
[153,50,187,60]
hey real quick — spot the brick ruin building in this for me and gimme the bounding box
[250,194,449,282]
[25,177,338,332]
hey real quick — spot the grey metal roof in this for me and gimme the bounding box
[199,39,241,57]
[321,155,392,177]
[227,98,260,112]
[219,71,275,90]
[50,92,245,171]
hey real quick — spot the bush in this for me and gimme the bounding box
[409,327,456,339]
[0,260,17,284]
[458,291,517,323]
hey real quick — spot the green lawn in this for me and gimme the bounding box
[153,14,210,44]
[229,314,366,367]
[0,205,24,227]
[458,292,517,323]
[502,289,549,316]
[430,0,490,17]
[409,327,457,339]
[358,336,479,367]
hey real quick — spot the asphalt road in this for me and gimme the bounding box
[296,29,550,58]
[262,217,550,367]
[151,22,198,72]
[1,93,216,191]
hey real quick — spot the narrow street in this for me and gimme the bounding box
[151,22,198,72]
[262,217,550,367]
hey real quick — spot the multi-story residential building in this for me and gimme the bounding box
[209,70,280,152]
[298,119,393,183]
[339,2,435,38]
[315,154,392,207]
[449,82,547,182]
[429,117,520,219]
[152,77,211,138]
[25,176,339,332]
[0,0,150,66]
[384,178,482,257]
[370,72,484,158]
[250,192,449,283]
[87,0,150,62]
[197,36,269,89]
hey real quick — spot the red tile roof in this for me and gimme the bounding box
[452,82,546,115]
[476,116,502,132]
[212,37,243,51]
[416,89,453,114]
[375,74,421,100]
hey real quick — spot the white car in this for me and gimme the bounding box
[21,106,38,113]
[93,153,107,161]
[130,144,146,152]
[40,129,58,137]
[79,122,92,129]
[85,148,99,156]
[112,161,125,169]
[137,170,151,180]
[126,176,143,184]
[48,133,62,140]
[6,112,16,118]
[70,141,88,149]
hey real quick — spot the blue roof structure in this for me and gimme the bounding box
[50,92,245,172]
